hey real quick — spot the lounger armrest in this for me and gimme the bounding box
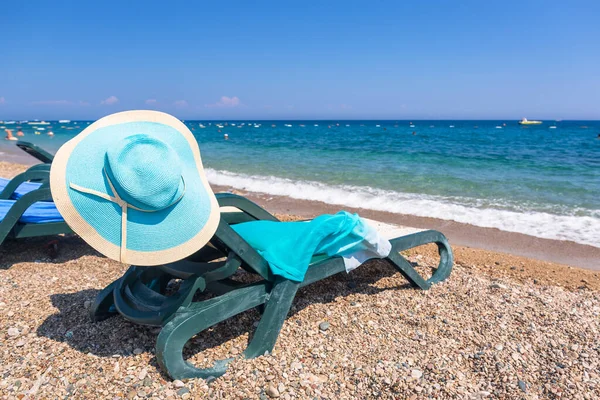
[215,193,280,222]
[0,170,50,200]
[0,187,54,237]
[16,141,55,163]
[211,218,273,281]
[26,164,51,172]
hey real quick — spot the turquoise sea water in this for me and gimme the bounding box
[1,119,599,247]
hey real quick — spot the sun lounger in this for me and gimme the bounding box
[16,141,55,164]
[90,193,453,380]
[0,184,71,245]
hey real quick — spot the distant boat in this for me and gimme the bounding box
[375,125,380,127]
[314,124,318,127]
[28,121,50,125]
[449,125,455,128]
[410,125,415,128]
[59,119,71,123]
[549,126,557,129]
[519,118,542,125]
[496,126,502,129]
[285,124,292,127]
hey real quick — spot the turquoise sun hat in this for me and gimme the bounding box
[50,110,220,265]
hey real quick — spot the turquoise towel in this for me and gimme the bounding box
[232,211,377,282]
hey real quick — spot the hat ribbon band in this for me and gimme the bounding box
[69,169,185,264]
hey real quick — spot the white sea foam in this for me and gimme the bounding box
[206,169,600,248]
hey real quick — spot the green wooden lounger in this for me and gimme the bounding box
[90,193,453,380]
[0,169,72,245]
[16,141,55,164]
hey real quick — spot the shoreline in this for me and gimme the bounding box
[1,157,598,270]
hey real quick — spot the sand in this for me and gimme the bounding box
[1,161,599,399]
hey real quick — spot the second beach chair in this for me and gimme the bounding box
[49,110,454,380]
[0,167,71,246]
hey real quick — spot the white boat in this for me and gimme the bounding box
[36,127,46,130]
[285,124,292,127]
[59,120,71,123]
[449,125,454,128]
[314,124,318,127]
[375,125,380,127]
[28,121,50,125]
[496,126,502,129]
[519,118,542,125]
[410,125,415,128]
[549,126,557,129]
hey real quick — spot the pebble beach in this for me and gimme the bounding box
[1,161,599,400]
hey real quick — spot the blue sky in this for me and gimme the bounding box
[1,1,599,120]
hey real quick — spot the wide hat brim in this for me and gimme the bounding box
[50,110,220,266]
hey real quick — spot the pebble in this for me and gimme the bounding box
[490,283,508,290]
[138,368,147,380]
[173,380,185,388]
[15,339,25,347]
[177,387,190,396]
[290,362,303,370]
[7,327,19,337]
[518,380,527,392]
[126,389,136,399]
[319,322,330,331]
[411,370,423,379]
[133,348,143,355]
[266,384,280,398]
[495,344,504,351]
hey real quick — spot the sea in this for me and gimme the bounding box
[1,119,599,247]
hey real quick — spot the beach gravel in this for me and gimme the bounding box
[1,234,599,399]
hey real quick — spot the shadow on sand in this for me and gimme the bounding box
[36,258,427,377]
[0,234,99,270]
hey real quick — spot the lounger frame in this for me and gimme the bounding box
[90,193,453,380]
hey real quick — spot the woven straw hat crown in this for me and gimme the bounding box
[105,134,185,211]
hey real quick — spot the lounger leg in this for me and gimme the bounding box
[387,251,431,290]
[244,278,300,359]
[156,282,270,380]
[387,230,454,289]
[90,279,119,322]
